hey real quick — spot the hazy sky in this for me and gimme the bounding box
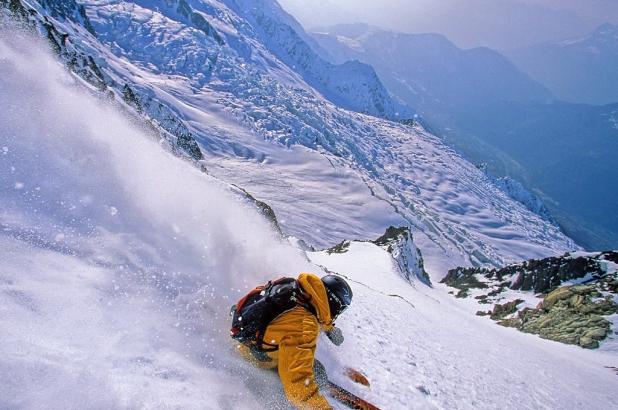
[279,0,618,49]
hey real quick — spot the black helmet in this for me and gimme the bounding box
[322,275,353,321]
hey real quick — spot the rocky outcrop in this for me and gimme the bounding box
[36,0,96,36]
[322,226,430,286]
[445,252,618,349]
[174,0,224,45]
[372,226,430,286]
[498,284,618,349]
[325,240,350,255]
[442,252,614,295]
[230,185,282,236]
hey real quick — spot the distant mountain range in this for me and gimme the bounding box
[312,23,552,115]
[507,23,618,105]
[313,23,618,250]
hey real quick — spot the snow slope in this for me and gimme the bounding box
[231,0,407,119]
[1,5,617,410]
[24,0,575,275]
[0,30,312,409]
[2,34,617,410]
[310,242,618,409]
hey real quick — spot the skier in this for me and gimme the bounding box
[230,273,353,410]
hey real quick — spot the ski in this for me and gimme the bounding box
[326,380,382,410]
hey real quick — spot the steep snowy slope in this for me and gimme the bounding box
[15,0,574,274]
[313,23,618,251]
[0,29,313,409]
[2,33,617,410]
[310,243,618,409]
[1,4,617,410]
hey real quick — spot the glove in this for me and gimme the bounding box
[326,326,344,346]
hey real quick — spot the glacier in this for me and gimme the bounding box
[48,0,578,273]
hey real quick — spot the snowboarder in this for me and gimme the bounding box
[230,273,353,410]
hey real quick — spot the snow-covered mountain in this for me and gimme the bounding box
[313,23,618,251]
[507,23,618,105]
[277,0,357,30]
[477,164,556,224]
[231,0,408,119]
[312,23,552,113]
[3,1,616,409]
[5,0,578,271]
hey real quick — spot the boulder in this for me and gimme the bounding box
[542,287,573,310]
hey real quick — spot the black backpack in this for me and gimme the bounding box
[230,277,316,353]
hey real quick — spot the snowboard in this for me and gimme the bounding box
[325,380,381,410]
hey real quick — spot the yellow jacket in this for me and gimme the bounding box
[238,273,334,410]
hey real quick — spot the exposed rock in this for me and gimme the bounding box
[441,267,488,298]
[326,240,350,255]
[499,284,617,349]
[122,84,143,113]
[231,185,282,236]
[175,0,224,45]
[1,0,27,19]
[491,299,523,321]
[542,286,575,310]
[442,252,616,297]
[510,257,603,294]
[176,132,203,161]
[3,0,204,162]
[37,0,97,36]
[604,251,618,264]
[372,226,430,286]
[445,252,618,349]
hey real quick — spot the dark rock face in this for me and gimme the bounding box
[176,133,203,161]
[489,299,524,321]
[320,226,430,286]
[231,185,282,236]
[604,251,618,264]
[175,0,224,45]
[1,0,27,18]
[445,252,618,349]
[510,256,603,293]
[442,268,488,298]
[122,85,143,113]
[442,252,611,295]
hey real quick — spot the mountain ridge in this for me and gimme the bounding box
[507,22,618,105]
